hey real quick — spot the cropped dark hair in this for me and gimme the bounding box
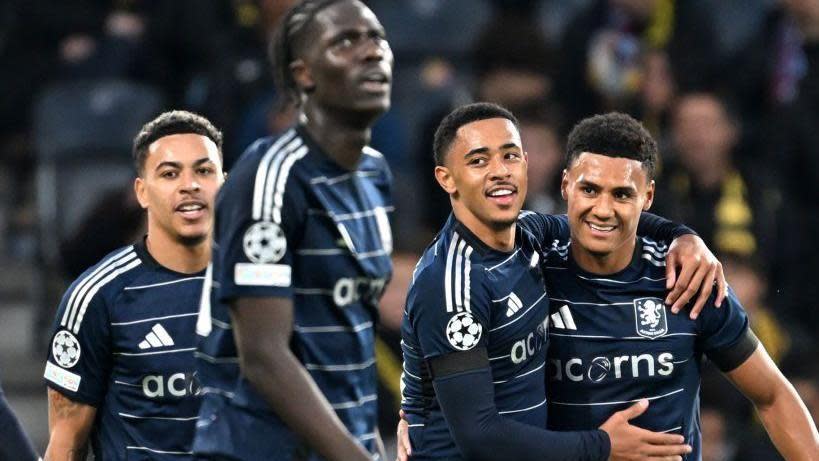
[433,102,519,166]
[132,110,223,176]
[565,112,657,179]
[270,0,344,105]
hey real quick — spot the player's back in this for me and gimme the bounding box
[194,127,393,460]
[401,216,551,460]
[45,241,204,460]
[544,237,754,460]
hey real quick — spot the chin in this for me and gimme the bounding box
[176,231,208,247]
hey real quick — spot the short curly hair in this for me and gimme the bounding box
[132,110,223,176]
[565,112,657,179]
[433,102,519,166]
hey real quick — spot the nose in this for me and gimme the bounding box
[363,36,390,62]
[592,194,614,219]
[488,156,511,180]
[180,170,201,193]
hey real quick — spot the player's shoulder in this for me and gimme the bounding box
[407,229,488,311]
[58,244,145,328]
[360,146,391,177]
[639,236,670,270]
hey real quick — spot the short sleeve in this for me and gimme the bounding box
[213,138,307,302]
[408,261,492,361]
[44,284,112,406]
[517,212,570,246]
[697,286,757,371]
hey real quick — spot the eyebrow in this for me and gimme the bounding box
[464,143,520,158]
[154,157,215,171]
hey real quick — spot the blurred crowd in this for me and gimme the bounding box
[0,0,817,459]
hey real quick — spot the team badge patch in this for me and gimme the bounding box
[52,330,81,368]
[633,297,668,339]
[446,312,482,351]
[243,222,287,263]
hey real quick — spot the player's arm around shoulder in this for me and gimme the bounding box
[724,344,819,460]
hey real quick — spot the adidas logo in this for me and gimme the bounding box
[506,292,523,317]
[550,305,577,330]
[138,324,175,350]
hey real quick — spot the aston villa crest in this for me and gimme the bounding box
[633,297,668,339]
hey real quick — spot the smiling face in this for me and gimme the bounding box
[134,133,224,247]
[561,152,654,272]
[295,0,393,118]
[436,117,528,238]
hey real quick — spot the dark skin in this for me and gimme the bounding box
[231,1,393,460]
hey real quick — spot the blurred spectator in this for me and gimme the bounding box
[655,92,780,260]
[700,406,737,461]
[557,0,720,127]
[722,254,791,364]
[415,12,557,236]
[518,105,566,215]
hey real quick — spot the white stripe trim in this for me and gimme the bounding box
[454,239,466,311]
[294,322,373,333]
[293,288,335,295]
[111,312,198,326]
[642,254,667,267]
[113,347,195,356]
[272,145,309,223]
[464,246,473,312]
[363,146,383,158]
[489,354,509,361]
[309,170,380,185]
[660,426,683,433]
[444,234,459,313]
[498,397,548,415]
[125,446,192,455]
[62,247,135,328]
[330,394,377,410]
[260,135,302,221]
[296,249,346,255]
[119,412,198,421]
[194,351,240,364]
[114,380,141,388]
[304,357,375,372]
[407,423,425,428]
[642,245,668,257]
[73,258,142,333]
[124,276,205,291]
[308,206,396,221]
[489,291,548,332]
[493,361,546,384]
[549,332,696,340]
[549,298,632,307]
[211,318,231,329]
[574,274,666,284]
[550,388,684,406]
[485,248,520,272]
[200,387,236,399]
[252,130,296,220]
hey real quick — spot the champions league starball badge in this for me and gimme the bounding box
[243,222,287,264]
[52,330,81,368]
[446,312,482,351]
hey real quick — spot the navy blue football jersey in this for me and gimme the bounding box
[44,240,204,460]
[543,237,756,461]
[401,213,572,460]
[194,127,393,460]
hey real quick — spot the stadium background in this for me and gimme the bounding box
[0,0,817,459]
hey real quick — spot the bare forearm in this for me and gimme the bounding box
[242,351,370,461]
[45,389,94,461]
[756,386,819,461]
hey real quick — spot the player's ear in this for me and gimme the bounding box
[560,169,569,201]
[290,59,315,93]
[643,179,655,211]
[434,165,456,194]
[134,177,149,209]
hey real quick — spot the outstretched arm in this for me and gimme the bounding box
[725,344,819,461]
[230,297,371,461]
[44,388,96,461]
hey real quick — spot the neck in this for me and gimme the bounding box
[571,236,636,275]
[144,226,210,274]
[301,105,376,170]
[453,205,516,253]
